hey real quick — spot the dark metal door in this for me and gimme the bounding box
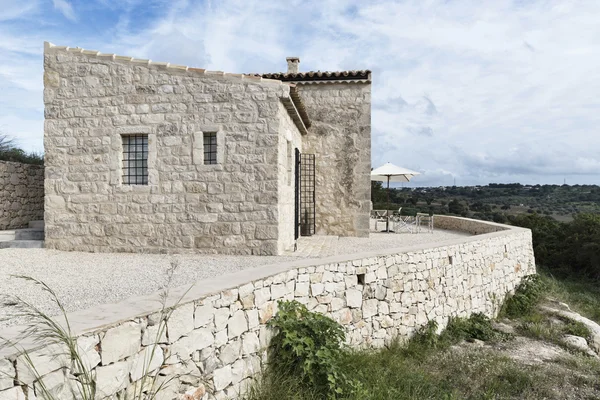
[294,148,301,241]
[300,153,316,236]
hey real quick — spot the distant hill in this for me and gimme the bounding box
[372,182,600,222]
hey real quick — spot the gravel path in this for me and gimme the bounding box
[0,229,469,328]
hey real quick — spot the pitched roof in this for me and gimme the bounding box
[258,70,371,84]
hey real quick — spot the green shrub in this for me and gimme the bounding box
[444,313,507,343]
[563,320,592,339]
[500,275,547,318]
[406,313,507,357]
[267,300,363,399]
[511,213,600,279]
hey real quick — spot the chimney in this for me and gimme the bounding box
[286,57,300,74]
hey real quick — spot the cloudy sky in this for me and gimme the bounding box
[2,0,599,186]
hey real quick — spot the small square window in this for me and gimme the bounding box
[122,134,148,185]
[203,132,217,165]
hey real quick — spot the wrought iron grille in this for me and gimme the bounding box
[203,132,217,165]
[300,153,316,236]
[122,134,148,185]
[295,148,301,241]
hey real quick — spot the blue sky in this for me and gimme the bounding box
[2,0,600,186]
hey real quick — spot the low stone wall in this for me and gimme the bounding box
[0,161,44,230]
[434,215,508,234]
[0,217,535,400]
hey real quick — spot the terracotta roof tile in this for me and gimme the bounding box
[257,70,371,83]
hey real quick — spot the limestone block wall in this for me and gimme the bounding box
[299,83,371,238]
[434,215,507,234]
[0,161,44,230]
[0,218,534,400]
[43,43,303,255]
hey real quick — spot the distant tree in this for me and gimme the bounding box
[448,199,468,217]
[0,133,13,152]
[371,181,387,205]
[492,213,507,223]
[0,133,43,165]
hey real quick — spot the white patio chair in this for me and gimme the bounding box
[392,208,416,234]
[417,213,434,233]
[373,209,389,231]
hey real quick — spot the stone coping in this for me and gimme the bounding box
[0,217,527,358]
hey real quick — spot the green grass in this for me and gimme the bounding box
[539,270,600,324]
[243,273,600,400]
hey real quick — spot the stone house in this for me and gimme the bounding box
[43,42,371,255]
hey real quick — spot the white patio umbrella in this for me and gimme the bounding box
[371,162,421,231]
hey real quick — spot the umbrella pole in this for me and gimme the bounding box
[386,175,390,232]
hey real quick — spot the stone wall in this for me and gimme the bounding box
[0,161,44,230]
[43,43,304,255]
[434,215,508,234]
[0,218,535,400]
[299,83,371,238]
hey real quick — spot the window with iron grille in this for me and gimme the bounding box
[122,134,148,185]
[203,132,217,165]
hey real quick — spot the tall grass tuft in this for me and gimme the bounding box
[0,260,192,400]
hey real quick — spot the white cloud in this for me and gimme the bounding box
[52,0,76,21]
[0,0,39,21]
[2,0,600,185]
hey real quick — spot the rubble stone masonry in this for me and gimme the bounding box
[299,83,371,238]
[0,218,535,400]
[0,161,44,230]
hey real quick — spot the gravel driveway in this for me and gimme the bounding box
[0,229,469,328]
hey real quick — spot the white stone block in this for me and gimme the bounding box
[0,387,25,400]
[310,283,324,296]
[362,299,378,319]
[16,343,69,385]
[254,288,271,307]
[238,283,255,298]
[270,284,288,299]
[77,334,101,371]
[167,303,195,342]
[195,304,215,328]
[330,297,345,312]
[295,282,310,297]
[215,329,228,347]
[96,360,131,398]
[169,328,215,362]
[142,324,168,346]
[213,365,232,391]
[219,340,241,364]
[101,321,142,365]
[346,289,363,308]
[247,309,259,329]
[214,307,231,331]
[130,345,164,382]
[228,310,248,338]
[242,332,260,355]
[0,359,15,391]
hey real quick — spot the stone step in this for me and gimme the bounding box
[15,229,45,241]
[0,231,16,242]
[0,240,44,249]
[28,220,44,230]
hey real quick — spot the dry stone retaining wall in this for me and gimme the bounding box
[0,219,535,400]
[0,161,44,230]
